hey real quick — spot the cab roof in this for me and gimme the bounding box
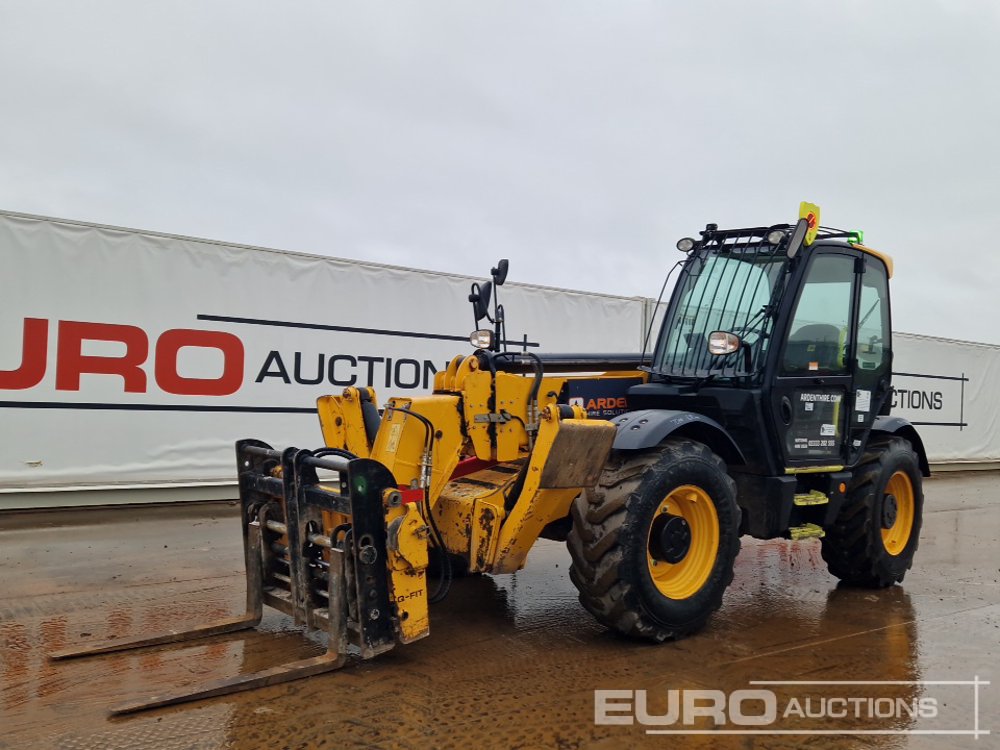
[696,223,894,278]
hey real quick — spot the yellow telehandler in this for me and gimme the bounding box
[52,204,928,715]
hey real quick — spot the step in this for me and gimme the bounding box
[788,523,826,540]
[793,490,830,506]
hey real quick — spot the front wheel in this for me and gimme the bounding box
[567,439,741,642]
[821,436,924,587]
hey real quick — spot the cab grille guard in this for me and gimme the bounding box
[49,439,399,714]
[656,228,789,380]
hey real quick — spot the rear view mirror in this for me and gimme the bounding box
[469,280,493,322]
[492,259,509,286]
[786,218,809,259]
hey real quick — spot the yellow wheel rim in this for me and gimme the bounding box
[646,484,719,599]
[881,471,915,556]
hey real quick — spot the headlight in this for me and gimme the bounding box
[676,237,696,253]
[708,331,741,355]
[469,329,494,349]
[767,229,785,245]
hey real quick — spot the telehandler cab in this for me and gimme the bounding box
[52,203,927,714]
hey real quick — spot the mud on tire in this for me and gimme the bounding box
[566,438,741,642]
[821,436,923,588]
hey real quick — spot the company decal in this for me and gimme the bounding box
[0,315,540,411]
[566,378,643,419]
[788,388,842,456]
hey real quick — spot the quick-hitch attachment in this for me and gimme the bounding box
[49,439,428,714]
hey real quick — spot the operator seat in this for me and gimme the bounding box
[785,323,843,372]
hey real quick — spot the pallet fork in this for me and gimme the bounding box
[50,439,404,714]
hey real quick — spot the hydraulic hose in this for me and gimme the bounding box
[380,405,452,603]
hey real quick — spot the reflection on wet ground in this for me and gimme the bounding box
[0,472,997,749]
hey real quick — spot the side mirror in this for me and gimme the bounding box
[708,331,741,355]
[491,259,509,286]
[469,280,493,322]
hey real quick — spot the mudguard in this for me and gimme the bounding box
[610,409,746,466]
[872,416,931,476]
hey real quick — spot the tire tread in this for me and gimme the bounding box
[567,439,740,642]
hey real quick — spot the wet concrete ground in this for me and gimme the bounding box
[0,472,997,749]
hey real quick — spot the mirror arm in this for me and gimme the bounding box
[494,304,505,353]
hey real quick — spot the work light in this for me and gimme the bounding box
[470,329,494,349]
[708,331,741,355]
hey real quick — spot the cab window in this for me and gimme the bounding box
[782,254,855,375]
[855,259,891,373]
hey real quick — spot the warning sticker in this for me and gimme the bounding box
[855,389,871,412]
[386,423,403,453]
[820,423,836,437]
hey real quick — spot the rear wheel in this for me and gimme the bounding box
[821,436,923,587]
[567,439,741,642]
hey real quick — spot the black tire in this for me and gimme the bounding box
[427,549,471,579]
[566,439,741,642]
[821,436,923,587]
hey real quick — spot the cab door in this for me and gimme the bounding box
[770,251,858,468]
[846,256,893,466]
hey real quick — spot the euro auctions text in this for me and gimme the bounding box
[596,688,938,725]
[594,678,990,738]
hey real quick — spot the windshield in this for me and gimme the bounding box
[653,243,788,378]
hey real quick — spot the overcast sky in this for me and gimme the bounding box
[2,2,998,344]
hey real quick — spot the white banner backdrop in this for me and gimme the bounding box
[1,211,997,499]
[0,212,645,490]
[891,332,1000,464]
